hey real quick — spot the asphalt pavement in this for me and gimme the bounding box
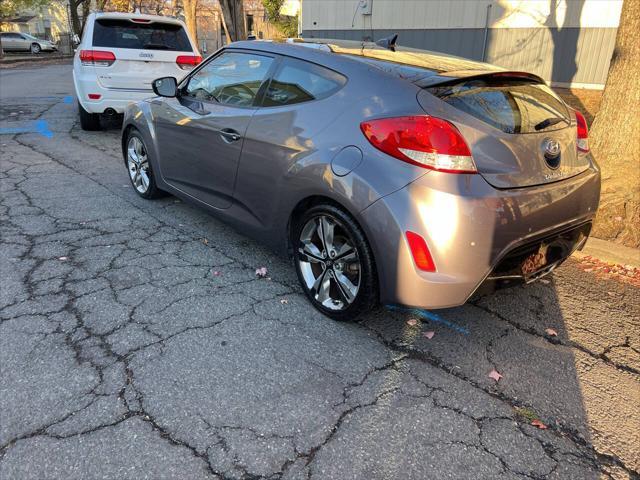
[1,62,638,480]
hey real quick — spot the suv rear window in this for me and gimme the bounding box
[92,19,192,51]
[428,79,570,134]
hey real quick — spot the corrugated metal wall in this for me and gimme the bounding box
[301,0,622,87]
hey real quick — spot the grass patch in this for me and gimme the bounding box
[514,406,540,422]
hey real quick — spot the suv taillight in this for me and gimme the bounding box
[176,55,202,70]
[575,110,589,154]
[80,50,116,67]
[360,116,476,173]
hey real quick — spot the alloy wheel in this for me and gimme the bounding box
[297,215,361,311]
[127,136,151,194]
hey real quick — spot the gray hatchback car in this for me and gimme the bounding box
[121,38,600,320]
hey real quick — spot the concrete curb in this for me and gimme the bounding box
[573,237,640,268]
[0,54,73,66]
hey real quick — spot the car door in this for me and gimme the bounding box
[152,50,276,209]
[234,56,348,224]
[2,33,20,50]
[17,34,31,51]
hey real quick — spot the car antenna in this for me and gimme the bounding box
[375,34,398,51]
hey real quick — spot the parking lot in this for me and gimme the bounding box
[1,61,638,479]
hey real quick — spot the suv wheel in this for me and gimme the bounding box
[125,130,163,199]
[293,204,378,321]
[78,103,101,131]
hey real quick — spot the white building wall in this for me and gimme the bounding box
[301,0,623,87]
[302,0,622,31]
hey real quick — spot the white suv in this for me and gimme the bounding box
[73,12,200,130]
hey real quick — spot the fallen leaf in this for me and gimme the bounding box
[423,331,435,340]
[607,291,615,297]
[488,369,503,382]
[531,419,548,429]
[202,238,209,245]
[406,318,418,327]
[212,270,221,277]
[545,328,558,337]
[58,256,68,261]
[280,299,289,304]
[255,267,268,278]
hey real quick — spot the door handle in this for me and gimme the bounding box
[219,129,242,142]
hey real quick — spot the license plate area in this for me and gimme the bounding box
[487,222,592,283]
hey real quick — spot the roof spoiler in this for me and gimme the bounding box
[418,70,546,88]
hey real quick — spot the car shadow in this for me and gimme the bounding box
[355,259,637,476]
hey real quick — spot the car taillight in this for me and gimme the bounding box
[360,115,476,173]
[405,231,436,272]
[80,50,115,67]
[176,55,202,70]
[575,110,589,154]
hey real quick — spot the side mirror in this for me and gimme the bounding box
[152,77,178,98]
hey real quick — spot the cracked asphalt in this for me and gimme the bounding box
[1,62,638,480]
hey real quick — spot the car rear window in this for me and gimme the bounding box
[92,18,192,51]
[427,79,570,134]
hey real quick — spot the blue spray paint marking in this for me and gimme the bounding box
[0,120,53,139]
[13,95,74,103]
[386,304,470,335]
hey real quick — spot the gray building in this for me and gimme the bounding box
[300,0,622,88]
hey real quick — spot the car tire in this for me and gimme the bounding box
[293,204,378,321]
[124,130,163,199]
[78,103,101,131]
[30,43,41,54]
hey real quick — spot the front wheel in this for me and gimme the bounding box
[30,43,41,54]
[125,131,163,199]
[293,205,378,321]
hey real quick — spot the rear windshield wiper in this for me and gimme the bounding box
[143,43,170,50]
[534,116,568,131]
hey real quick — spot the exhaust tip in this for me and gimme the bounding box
[103,108,117,116]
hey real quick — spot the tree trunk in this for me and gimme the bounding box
[182,0,198,46]
[82,0,91,30]
[220,8,231,44]
[219,0,246,42]
[589,0,640,248]
[70,0,83,36]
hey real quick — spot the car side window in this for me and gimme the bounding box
[184,51,273,107]
[262,57,346,107]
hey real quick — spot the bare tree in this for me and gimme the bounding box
[589,0,640,247]
[182,0,198,46]
[69,0,87,36]
[219,0,246,42]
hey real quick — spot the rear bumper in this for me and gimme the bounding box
[359,165,601,309]
[73,69,153,114]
